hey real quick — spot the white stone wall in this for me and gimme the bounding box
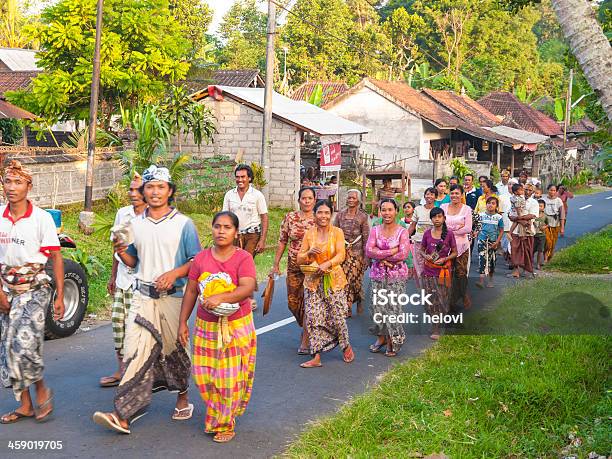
[177,97,300,209]
[18,157,123,207]
[327,86,423,175]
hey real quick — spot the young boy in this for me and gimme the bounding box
[508,183,527,238]
[476,196,504,288]
[533,199,548,270]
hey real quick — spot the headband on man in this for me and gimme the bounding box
[3,160,32,183]
[142,165,172,184]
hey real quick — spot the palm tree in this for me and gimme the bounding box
[551,0,612,122]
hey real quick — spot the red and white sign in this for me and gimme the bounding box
[319,143,341,172]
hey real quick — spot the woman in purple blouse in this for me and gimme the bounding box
[420,207,458,340]
[365,199,411,357]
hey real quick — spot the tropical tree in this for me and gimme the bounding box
[217,0,267,72]
[0,0,36,48]
[383,7,426,80]
[169,0,214,59]
[6,0,190,127]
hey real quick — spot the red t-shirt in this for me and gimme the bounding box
[188,247,257,322]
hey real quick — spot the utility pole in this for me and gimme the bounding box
[562,68,573,176]
[261,0,276,202]
[79,0,104,234]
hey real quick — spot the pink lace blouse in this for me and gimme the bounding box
[365,225,411,282]
[440,203,472,257]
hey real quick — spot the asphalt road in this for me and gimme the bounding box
[1,190,611,458]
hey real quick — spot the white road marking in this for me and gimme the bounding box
[256,316,296,335]
[579,204,592,210]
[606,195,612,200]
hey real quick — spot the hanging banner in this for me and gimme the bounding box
[320,142,341,172]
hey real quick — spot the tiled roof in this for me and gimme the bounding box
[212,69,263,87]
[421,89,500,127]
[291,81,349,107]
[478,91,563,136]
[365,79,461,129]
[0,71,39,96]
[0,99,36,119]
[568,117,597,134]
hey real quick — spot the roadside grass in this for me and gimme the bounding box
[546,225,612,274]
[462,275,612,335]
[60,201,289,314]
[286,229,612,458]
[568,185,609,195]
[285,334,611,458]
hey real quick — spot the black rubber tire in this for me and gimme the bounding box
[44,258,89,339]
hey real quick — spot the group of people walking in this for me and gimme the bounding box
[0,159,572,443]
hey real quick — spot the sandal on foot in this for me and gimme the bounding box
[300,360,322,368]
[99,375,121,388]
[0,411,34,424]
[369,341,385,353]
[343,347,355,363]
[475,282,484,289]
[172,403,194,421]
[92,412,130,434]
[297,347,310,355]
[213,431,236,443]
[35,389,54,422]
[430,334,440,341]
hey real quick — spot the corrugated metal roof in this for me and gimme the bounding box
[291,81,349,107]
[484,125,548,144]
[0,99,36,119]
[478,92,562,136]
[0,48,40,71]
[0,71,40,96]
[194,85,369,136]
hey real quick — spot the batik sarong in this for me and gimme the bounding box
[304,284,350,354]
[114,292,191,420]
[0,286,52,401]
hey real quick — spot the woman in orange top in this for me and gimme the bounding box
[297,200,355,368]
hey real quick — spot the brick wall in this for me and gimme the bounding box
[177,98,300,209]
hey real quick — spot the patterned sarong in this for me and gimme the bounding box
[286,259,306,327]
[192,314,256,433]
[114,292,191,420]
[304,283,350,354]
[544,226,560,261]
[369,279,406,347]
[0,286,52,401]
[340,251,367,309]
[111,287,133,357]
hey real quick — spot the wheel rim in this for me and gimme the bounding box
[59,278,80,322]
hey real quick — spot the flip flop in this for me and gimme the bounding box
[369,342,385,353]
[35,389,54,422]
[92,412,131,434]
[99,375,121,388]
[0,411,34,424]
[297,347,311,355]
[300,360,322,368]
[430,334,440,341]
[213,431,236,443]
[343,347,355,363]
[172,403,194,421]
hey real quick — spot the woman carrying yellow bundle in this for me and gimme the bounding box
[178,211,257,443]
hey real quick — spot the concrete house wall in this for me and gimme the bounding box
[326,86,423,176]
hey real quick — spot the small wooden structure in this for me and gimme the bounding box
[362,169,411,214]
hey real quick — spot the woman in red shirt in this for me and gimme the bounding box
[178,211,257,443]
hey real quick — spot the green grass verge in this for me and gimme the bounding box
[568,185,607,195]
[285,334,611,458]
[546,225,612,274]
[285,273,612,458]
[462,276,612,335]
[60,202,289,314]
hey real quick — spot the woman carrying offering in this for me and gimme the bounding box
[420,208,458,340]
[270,187,316,354]
[297,200,354,368]
[178,211,257,443]
[335,189,369,317]
[441,185,473,310]
[542,184,566,262]
[365,199,412,357]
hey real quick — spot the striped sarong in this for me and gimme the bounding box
[192,314,257,433]
[111,287,133,357]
